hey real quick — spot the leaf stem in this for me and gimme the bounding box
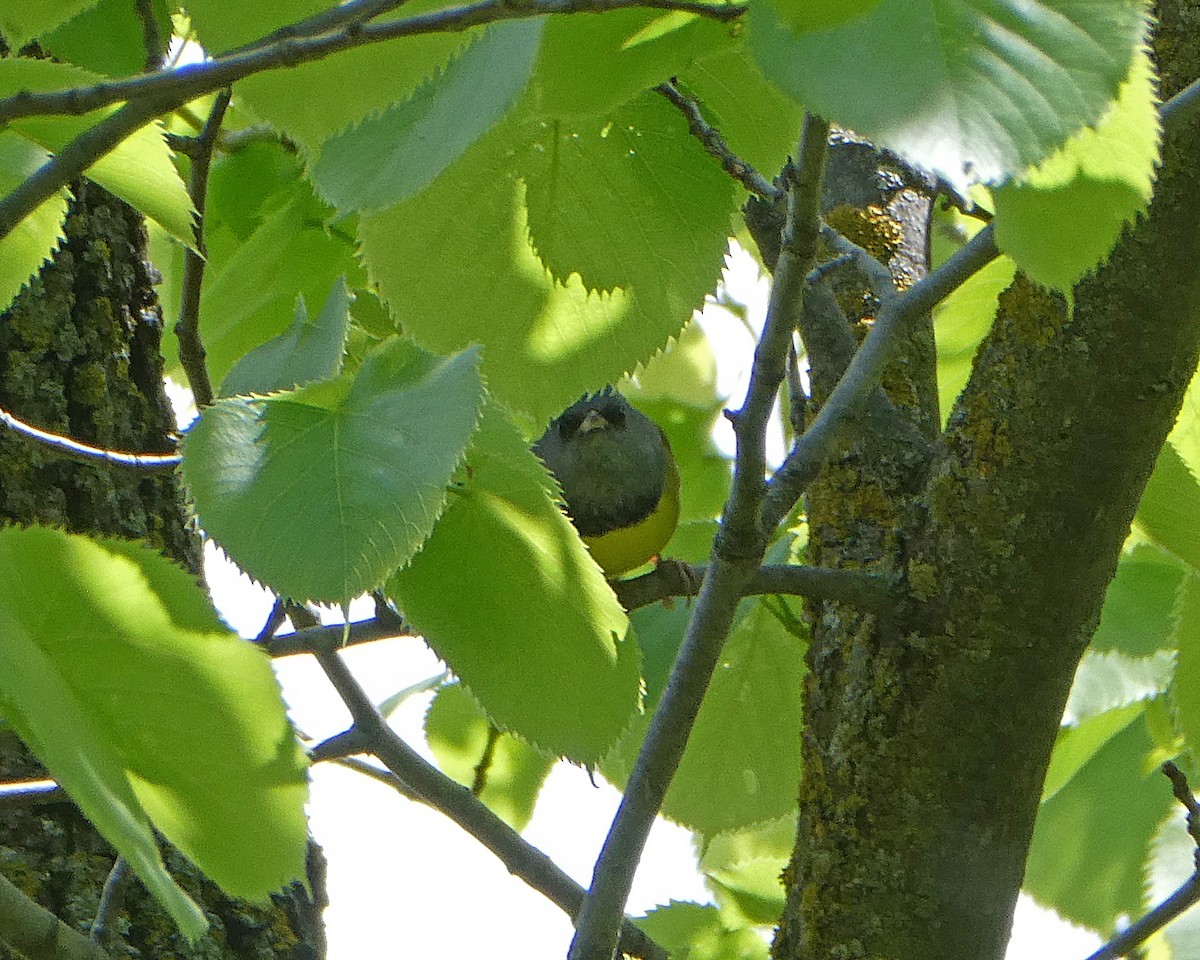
[175,89,231,409]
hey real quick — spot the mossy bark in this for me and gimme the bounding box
[0,182,325,959]
[773,4,1200,959]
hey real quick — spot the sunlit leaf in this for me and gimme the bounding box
[389,403,641,763]
[185,338,483,603]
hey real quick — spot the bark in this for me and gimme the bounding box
[774,4,1200,958]
[0,181,326,959]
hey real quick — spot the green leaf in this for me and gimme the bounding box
[42,0,171,76]
[934,253,1016,423]
[0,0,100,48]
[529,8,732,117]
[424,684,554,831]
[1025,707,1173,934]
[388,402,641,764]
[237,39,473,158]
[0,528,310,932]
[1090,544,1186,657]
[187,180,359,386]
[184,338,483,603]
[1041,701,1143,803]
[1170,573,1200,769]
[219,277,351,396]
[1167,358,1200,484]
[523,91,736,303]
[625,317,719,408]
[1062,650,1176,726]
[749,0,1146,194]
[776,0,881,32]
[185,0,326,53]
[637,901,771,960]
[1135,441,1200,573]
[361,94,735,422]
[312,21,543,214]
[604,596,806,833]
[677,43,805,180]
[0,131,68,316]
[993,42,1160,291]
[699,816,794,926]
[0,58,196,248]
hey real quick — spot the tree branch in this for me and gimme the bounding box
[568,114,832,960]
[175,89,231,409]
[262,612,416,658]
[0,96,168,242]
[134,0,166,72]
[0,0,742,244]
[612,561,895,613]
[309,647,666,960]
[655,80,782,199]
[759,222,1000,535]
[1085,877,1200,960]
[0,779,65,810]
[0,404,181,471]
[88,859,131,948]
[0,870,110,960]
[0,0,744,126]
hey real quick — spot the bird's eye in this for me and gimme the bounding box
[558,412,581,439]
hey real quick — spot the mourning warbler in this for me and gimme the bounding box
[534,388,680,578]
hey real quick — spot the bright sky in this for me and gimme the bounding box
[189,244,1106,958]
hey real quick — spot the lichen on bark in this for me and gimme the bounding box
[773,5,1200,958]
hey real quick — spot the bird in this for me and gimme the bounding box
[534,388,680,578]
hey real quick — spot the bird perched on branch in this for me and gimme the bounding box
[534,388,680,578]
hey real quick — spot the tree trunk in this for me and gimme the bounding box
[0,181,325,959]
[774,3,1200,958]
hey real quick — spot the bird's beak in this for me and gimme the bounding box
[579,410,608,434]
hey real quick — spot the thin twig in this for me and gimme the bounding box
[819,224,896,302]
[307,729,368,763]
[1084,877,1200,960]
[0,96,167,242]
[330,755,422,801]
[254,600,290,643]
[310,647,666,960]
[568,114,832,960]
[0,0,743,244]
[0,778,65,809]
[89,858,131,947]
[655,80,781,199]
[1163,760,1200,864]
[262,614,417,658]
[611,561,895,613]
[0,0,744,126]
[175,89,231,409]
[134,0,166,72]
[231,0,415,53]
[1161,74,1200,128]
[785,339,807,439]
[471,726,502,796]
[759,223,1000,536]
[0,405,181,470]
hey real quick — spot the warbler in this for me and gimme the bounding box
[534,388,680,578]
